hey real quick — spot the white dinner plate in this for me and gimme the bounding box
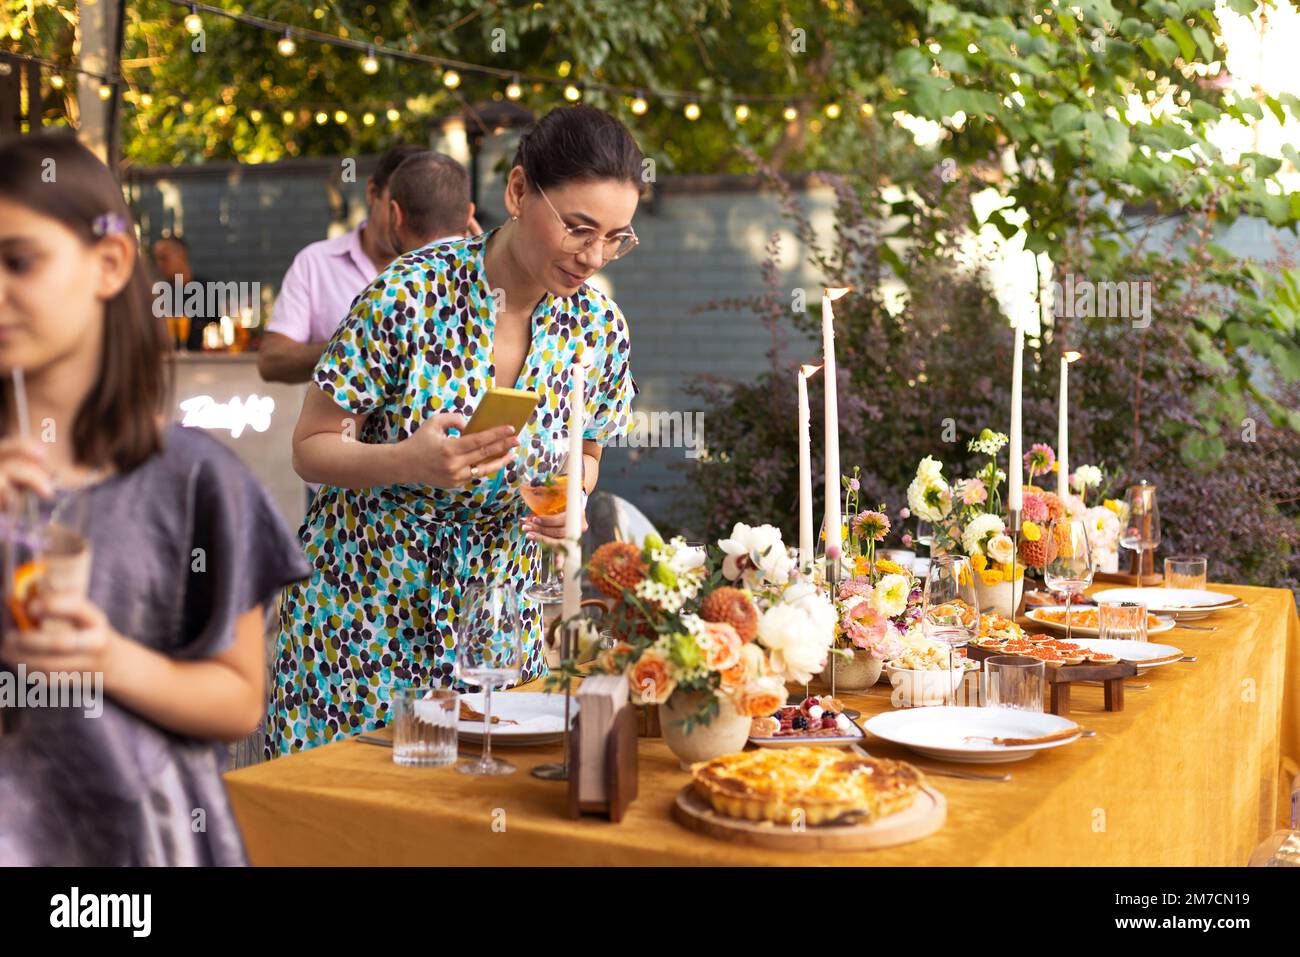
[863,706,1081,764]
[1025,605,1175,638]
[1090,587,1241,620]
[457,692,577,746]
[1062,638,1184,668]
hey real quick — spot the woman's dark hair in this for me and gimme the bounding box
[512,105,644,191]
[0,131,168,472]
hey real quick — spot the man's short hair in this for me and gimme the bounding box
[371,144,426,192]
[156,233,187,252]
[387,151,471,243]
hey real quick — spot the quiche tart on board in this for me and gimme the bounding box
[690,746,927,826]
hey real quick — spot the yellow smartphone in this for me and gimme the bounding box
[462,387,540,438]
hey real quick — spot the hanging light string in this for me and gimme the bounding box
[2,50,119,86]
[159,0,820,110]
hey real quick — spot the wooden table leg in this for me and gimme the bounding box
[1104,676,1125,711]
[1050,682,1070,715]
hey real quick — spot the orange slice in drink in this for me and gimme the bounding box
[7,560,46,632]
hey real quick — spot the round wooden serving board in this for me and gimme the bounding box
[672,783,946,851]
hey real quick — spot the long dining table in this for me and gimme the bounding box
[225,583,1299,865]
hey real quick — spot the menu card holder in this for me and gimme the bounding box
[567,704,639,823]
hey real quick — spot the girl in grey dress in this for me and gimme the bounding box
[0,132,310,865]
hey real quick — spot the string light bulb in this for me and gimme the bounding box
[315,111,329,125]
[860,102,875,117]
[97,83,112,101]
[333,110,348,124]
[684,101,701,121]
[442,69,461,89]
[249,109,263,123]
[363,111,375,126]
[282,109,296,124]
[385,107,400,122]
[184,5,202,35]
[361,48,380,75]
[734,103,751,122]
[140,92,153,107]
[49,74,65,90]
[277,31,296,56]
[505,76,522,100]
[824,102,841,119]
[563,83,582,102]
[782,104,798,122]
[630,93,648,115]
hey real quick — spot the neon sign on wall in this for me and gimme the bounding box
[178,394,275,438]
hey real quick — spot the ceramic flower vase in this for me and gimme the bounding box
[659,689,750,769]
[974,574,1024,618]
[816,649,885,691]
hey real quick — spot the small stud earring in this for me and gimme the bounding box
[511,214,518,221]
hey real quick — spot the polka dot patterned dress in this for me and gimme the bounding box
[266,228,636,756]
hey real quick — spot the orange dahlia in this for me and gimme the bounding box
[588,541,647,600]
[1018,532,1059,568]
[699,586,760,642]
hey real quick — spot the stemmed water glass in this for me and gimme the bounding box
[455,582,523,776]
[921,555,979,705]
[1045,518,1093,643]
[1119,482,1160,578]
[518,429,571,603]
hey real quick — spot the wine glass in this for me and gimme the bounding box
[921,555,980,706]
[1119,482,1159,578]
[1044,518,1093,643]
[455,582,523,776]
[518,429,571,603]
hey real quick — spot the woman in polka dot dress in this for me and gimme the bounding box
[267,106,642,755]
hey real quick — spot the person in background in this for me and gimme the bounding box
[384,150,480,255]
[255,144,423,385]
[150,234,217,351]
[0,131,311,865]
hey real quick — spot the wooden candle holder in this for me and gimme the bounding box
[566,704,639,822]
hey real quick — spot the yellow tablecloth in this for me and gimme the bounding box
[226,584,1299,865]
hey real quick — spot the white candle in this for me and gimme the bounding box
[562,353,586,621]
[1058,352,1079,499]
[1008,322,1023,514]
[822,288,850,567]
[798,364,821,569]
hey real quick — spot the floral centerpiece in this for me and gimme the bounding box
[582,525,836,764]
[904,429,1030,616]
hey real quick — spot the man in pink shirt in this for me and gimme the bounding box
[258,145,434,384]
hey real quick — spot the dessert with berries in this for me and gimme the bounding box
[750,694,860,740]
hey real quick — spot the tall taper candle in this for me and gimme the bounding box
[822,288,850,572]
[1057,352,1081,499]
[798,364,821,569]
[1008,322,1024,513]
[562,353,587,621]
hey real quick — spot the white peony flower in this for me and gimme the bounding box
[1072,465,1103,490]
[987,533,1016,566]
[962,513,1006,557]
[718,522,794,590]
[870,573,911,618]
[667,536,707,576]
[757,602,835,685]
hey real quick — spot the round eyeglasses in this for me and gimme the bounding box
[535,184,639,261]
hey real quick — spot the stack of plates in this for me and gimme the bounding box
[458,692,575,747]
[1091,587,1242,621]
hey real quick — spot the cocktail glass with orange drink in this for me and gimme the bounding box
[518,429,570,603]
[2,491,93,640]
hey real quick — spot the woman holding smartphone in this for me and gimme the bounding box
[268,105,641,755]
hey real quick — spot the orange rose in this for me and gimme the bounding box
[699,621,742,672]
[595,641,634,675]
[627,649,676,705]
[732,676,788,717]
